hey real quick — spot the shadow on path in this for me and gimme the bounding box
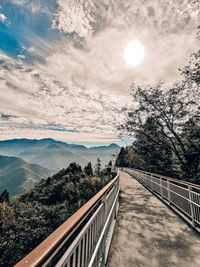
[107,172,200,267]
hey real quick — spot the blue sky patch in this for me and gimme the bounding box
[48,128,76,133]
[0,0,59,60]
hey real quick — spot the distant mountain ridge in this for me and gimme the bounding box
[0,155,52,196]
[0,139,121,171]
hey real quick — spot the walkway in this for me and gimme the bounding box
[107,172,200,267]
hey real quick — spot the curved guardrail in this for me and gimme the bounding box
[125,168,200,232]
[15,171,119,267]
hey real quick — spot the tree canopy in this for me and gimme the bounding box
[94,157,101,177]
[0,162,113,266]
[118,27,200,182]
[84,162,93,176]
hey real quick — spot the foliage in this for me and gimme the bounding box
[94,157,101,177]
[116,146,141,168]
[180,118,200,183]
[130,117,173,176]
[108,160,112,166]
[180,49,200,86]
[104,160,113,175]
[84,162,93,176]
[180,25,200,86]
[0,189,10,203]
[118,38,200,181]
[115,147,126,167]
[66,162,82,174]
[0,163,113,267]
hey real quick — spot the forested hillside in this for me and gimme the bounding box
[0,162,115,267]
[0,155,52,196]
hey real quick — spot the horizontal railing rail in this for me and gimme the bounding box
[15,170,120,267]
[124,168,200,231]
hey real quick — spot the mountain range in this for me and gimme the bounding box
[0,155,51,197]
[0,138,120,170]
[0,138,120,196]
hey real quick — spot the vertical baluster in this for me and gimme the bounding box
[90,218,97,249]
[88,227,91,260]
[72,251,76,267]
[167,179,171,205]
[81,235,85,267]
[85,231,88,266]
[92,219,97,248]
[160,178,163,198]
[67,257,71,267]
[77,243,81,267]
[188,185,195,226]
[193,194,196,222]
[96,215,99,242]
[92,219,96,252]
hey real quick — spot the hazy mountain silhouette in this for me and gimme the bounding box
[0,139,120,171]
[0,155,51,196]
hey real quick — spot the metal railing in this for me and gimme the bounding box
[124,168,200,231]
[15,171,119,267]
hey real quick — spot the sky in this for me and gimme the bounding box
[0,0,199,146]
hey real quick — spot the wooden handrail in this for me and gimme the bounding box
[15,172,119,267]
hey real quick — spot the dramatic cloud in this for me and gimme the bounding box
[0,50,126,142]
[52,0,95,38]
[0,0,199,143]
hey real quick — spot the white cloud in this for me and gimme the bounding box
[0,13,7,23]
[52,0,96,38]
[0,0,199,142]
[53,0,199,37]
[0,49,126,142]
[11,0,27,6]
[11,0,53,16]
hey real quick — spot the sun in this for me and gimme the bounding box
[124,40,145,67]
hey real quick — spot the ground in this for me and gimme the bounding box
[107,171,200,267]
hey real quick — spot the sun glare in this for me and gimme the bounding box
[124,40,145,67]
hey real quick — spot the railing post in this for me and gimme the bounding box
[136,170,139,181]
[150,174,153,190]
[101,194,107,227]
[188,185,195,226]
[160,178,163,198]
[167,179,171,205]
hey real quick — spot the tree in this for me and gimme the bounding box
[84,162,93,176]
[181,49,200,86]
[0,164,113,266]
[119,82,199,181]
[0,190,10,203]
[132,117,173,176]
[94,158,101,177]
[66,162,82,175]
[115,147,126,167]
[180,118,200,182]
[180,25,200,86]
[105,160,113,175]
[108,160,112,166]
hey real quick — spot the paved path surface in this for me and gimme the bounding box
[107,172,200,267]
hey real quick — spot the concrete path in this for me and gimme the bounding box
[107,172,200,267]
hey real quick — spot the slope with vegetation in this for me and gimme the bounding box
[0,155,51,197]
[0,161,115,267]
